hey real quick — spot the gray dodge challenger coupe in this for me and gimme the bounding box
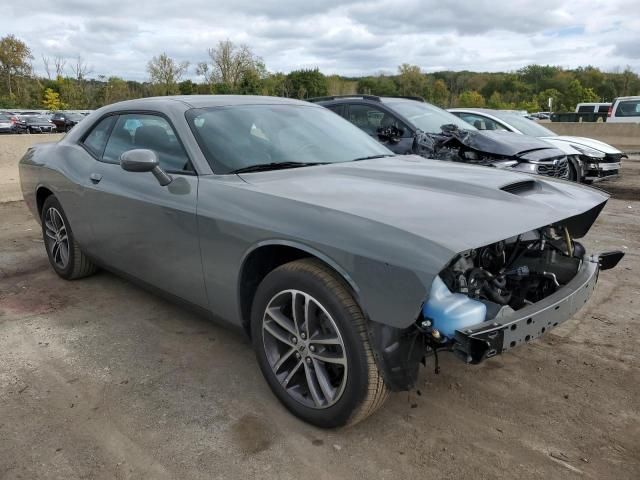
[19,95,623,427]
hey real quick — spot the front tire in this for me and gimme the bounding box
[41,195,97,280]
[251,259,388,428]
[568,161,581,183]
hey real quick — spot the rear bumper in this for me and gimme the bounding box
[453,256,600,364]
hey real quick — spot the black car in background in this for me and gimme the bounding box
[310,95,571,179]
[51,112,84,132]
[14,116,57,134]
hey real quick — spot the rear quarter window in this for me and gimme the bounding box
[82,116,116,158]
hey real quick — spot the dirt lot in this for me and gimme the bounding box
[0,134,64,203]
[1,158,638,479]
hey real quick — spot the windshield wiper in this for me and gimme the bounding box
[230,161,328,174]
[350,154,395,162]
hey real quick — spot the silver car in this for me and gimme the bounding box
[19,95,623,427]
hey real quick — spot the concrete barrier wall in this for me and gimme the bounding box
[0,134,65,202]
[544,123,640,152]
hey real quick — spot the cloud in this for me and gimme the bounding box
[1,0,638,81]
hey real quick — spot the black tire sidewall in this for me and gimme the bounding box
[251,264,370,428]
[569,162,580,182]
[41,196,77,279]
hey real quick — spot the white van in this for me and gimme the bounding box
[607,96,640,123]
[575,102,611,114]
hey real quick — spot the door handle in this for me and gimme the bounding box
[90,173,103,184]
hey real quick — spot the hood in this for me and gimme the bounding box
[238,155,608,255]
[535,138,581,155]
[440,128,565,159]
[545,136,622,154]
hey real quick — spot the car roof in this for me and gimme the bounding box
[102,95,313,112]
[310,95,426,105]
[449,108,496,113]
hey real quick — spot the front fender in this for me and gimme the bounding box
[239,238,431,330]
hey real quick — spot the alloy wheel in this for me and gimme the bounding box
[44,207,70,269]
[262,289,348,409]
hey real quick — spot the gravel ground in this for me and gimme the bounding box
[0,156,638,480]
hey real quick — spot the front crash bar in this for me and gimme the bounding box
[452,251,623,364]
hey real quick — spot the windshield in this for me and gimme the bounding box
[385,101,475,134]
[66,113,83,121]
[186,105,393,174]
[489,111,557,137]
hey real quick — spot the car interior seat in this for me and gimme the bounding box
[133,125,187,171]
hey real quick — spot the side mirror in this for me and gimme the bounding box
[120,149,172,186]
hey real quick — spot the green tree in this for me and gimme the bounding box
[486,91,510,109]
[102,76,131,105]
[287,68,328,99]
[397,64,426,97]
[534,88,562,112]
[327,75,357,96]
[428,79,449,107]
[238,68,263,95]
[358,75,398,96]
[457,90,485,107]
[178,79,195,95]
[0,34,33,98]
[147,53,189,96]
[57,77,86,109]
[42,87,63,110]
[262,72,292,97]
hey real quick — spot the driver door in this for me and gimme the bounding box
[82,112,207,308]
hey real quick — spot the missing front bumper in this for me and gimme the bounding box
[452,254,612,364]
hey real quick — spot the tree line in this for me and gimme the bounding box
[1,34,639,112]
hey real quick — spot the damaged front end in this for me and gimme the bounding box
[368,205,623,392]
[420,226,623,365]
[413,125,570,179]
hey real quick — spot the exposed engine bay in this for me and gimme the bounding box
[440,225,583,317]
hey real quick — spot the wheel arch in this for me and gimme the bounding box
[237,240,363,336]
[35,185,55,219]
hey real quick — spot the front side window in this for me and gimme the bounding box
[327,104,345,117]
[102,114,192,172]
[82,116,116,158]
[615,100,640,117]
[347,104,409,137]
[186,104,392,174]
[386,101,475,134]
[457,113,507,131]
[488,111,557,137]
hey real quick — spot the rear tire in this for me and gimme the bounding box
[251,258,388,428]
[41,195,97,280]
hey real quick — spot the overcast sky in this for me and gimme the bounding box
[3,0,639,81]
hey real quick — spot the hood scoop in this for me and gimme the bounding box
[500,180,538,195]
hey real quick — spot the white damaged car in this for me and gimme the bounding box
[449,108,625,183]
